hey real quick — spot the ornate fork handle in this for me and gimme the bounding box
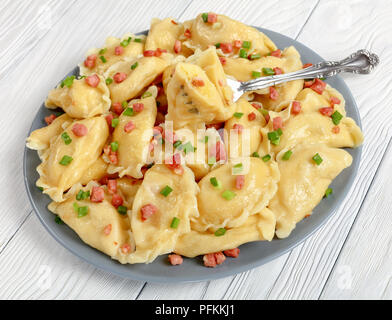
[240,49,379,92]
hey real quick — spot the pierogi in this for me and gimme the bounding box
[26,12,363,267]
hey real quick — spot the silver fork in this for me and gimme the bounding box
[227,49,380,102]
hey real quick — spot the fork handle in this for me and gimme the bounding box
[239,49,379,92]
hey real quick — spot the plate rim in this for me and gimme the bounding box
[23,26,362,283]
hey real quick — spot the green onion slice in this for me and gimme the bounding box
[331,111,343,125]
[111,118,119,128]
[110,141,119,152]
[282,150,292,161]
[210,177,221,189]
[263,67,275,75]
[239,48,247,58]
[170,217,180,229]
[242,41,251,49]
[61,132,72,145]
[252,151,260,158]
[262,154,271,162]
[312,153,323,165]
[214,228,226,236]
[59,155,73,166]
[233,112,244,119]
[252,71,261,78]
[201,13,208,22]
[325,188,333,198]
[117,205,127,215]
[160,185,173,197]
[131,62,138,70]
[222,190,236,200]
[123,107,134,116]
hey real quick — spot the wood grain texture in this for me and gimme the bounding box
[321,140,392,299]
[0,0,391,300]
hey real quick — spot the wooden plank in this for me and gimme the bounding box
[320,140,392,299]
[261,0,392,299]
[0,0,192,299]
[136,0,319,300]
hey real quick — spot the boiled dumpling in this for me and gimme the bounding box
[193,157,280,232]
[128,164,199,263]
[45,75,110,118]
[269,144,353,238]
[36,116,109,202]
[78,156,108,185]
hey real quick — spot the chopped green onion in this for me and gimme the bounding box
[233,112,244,119]
[276,128,283,136]
[324,188,333,198]
[105,77,113,85]
[208,157,216,166]
[267,131,279,141]
[312,153,323,165]
[111,118,119,128]
[232,163,243,174]
[262,154,271,162]
[73,202,79,212]
[331,111,343,125]
[60,75,75,88]
[99,55,107,63]
[173,141,182,149]
[142,91,152,98]
[204,136,209,143]
[131,62,138,70]
[99,48,107,55]
[263,67,275,76]
[78,75,86,79]
[239,48,248,58]
[222,190,236,200]
[214,43,221,48]
[160,185,173,197]
[250,53,261,60]
[134,38,142,43]
[282,150,292,160]
[59,155,73,166]
[76,190,90,201]
[271,137,280,145]
[77,206,89,218]
[123,107,134,116]
[170,217,180,229]
[242,41,251,49]
[61,132,72,145]
[37,186,44,192]
[54,215,64,225]
[121,101,128,108]
[214,228,226,236]
[201,13,208,22]
[117,205,127,215]
[252,151,260,158]
[252,71,261,78]
[182,142,196,154]
[210,177,221,189]
[111,141,119,152]
[260,109,269,116]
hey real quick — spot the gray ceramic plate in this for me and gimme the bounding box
[23,27,362,283]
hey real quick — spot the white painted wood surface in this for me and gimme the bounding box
[0,0,391,300]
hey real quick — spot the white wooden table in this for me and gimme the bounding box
[0,0,391,300]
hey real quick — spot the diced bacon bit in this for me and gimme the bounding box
[270,49,282,58]
[85,74,100,88]
[113,72,127,83]
[235,175,245,190]
[274,67,283,75]
[220,42,233,54]
[251,102,261,110]
[310,78,326,94]
[332,126,340,134]
[171,19,178,25]
[112,102,123,115]
[114,241,118,246]
[111,193,123,208]
[105,114,114,127]
[233,40,243,49]
[141,203,158,221]
[44,114,56,125]
[133,102,144,113]
[103,144,111,156]
[154,48,167,57]
[248,112,256,121]
[72,123,88,137]
[219,56,227,65]
[99,173,119,185]
[224,248,240,258]
[143,50,156,57]
[191,77,205,87]
[215,141,226,162]
[264,113,270,123]
[269,86,279,100]
[120,243,131,254]
[304,214,311,218]
[124,121,135,133]
[107,179,117,194]
[303,63,313,69]
[109,152,118,164]
[90,186,105,203]
[330,96,341,106]
[304,80,314,88]
[114,46,124,55]
[273,116,283,130]
[184,28,192,38]
[84,54,97,68]
[207,13,218,23]
[319,107,334,117]
[153,126,163,136]
[165,152,181,167]
[233,123,244,134]
[291,101,302,115]
[203,252,226,267]
[103,224,112,236]
[206,122,224,130]
[168,254,183,266]
[162,130,178,144]
[174,40,182,54]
